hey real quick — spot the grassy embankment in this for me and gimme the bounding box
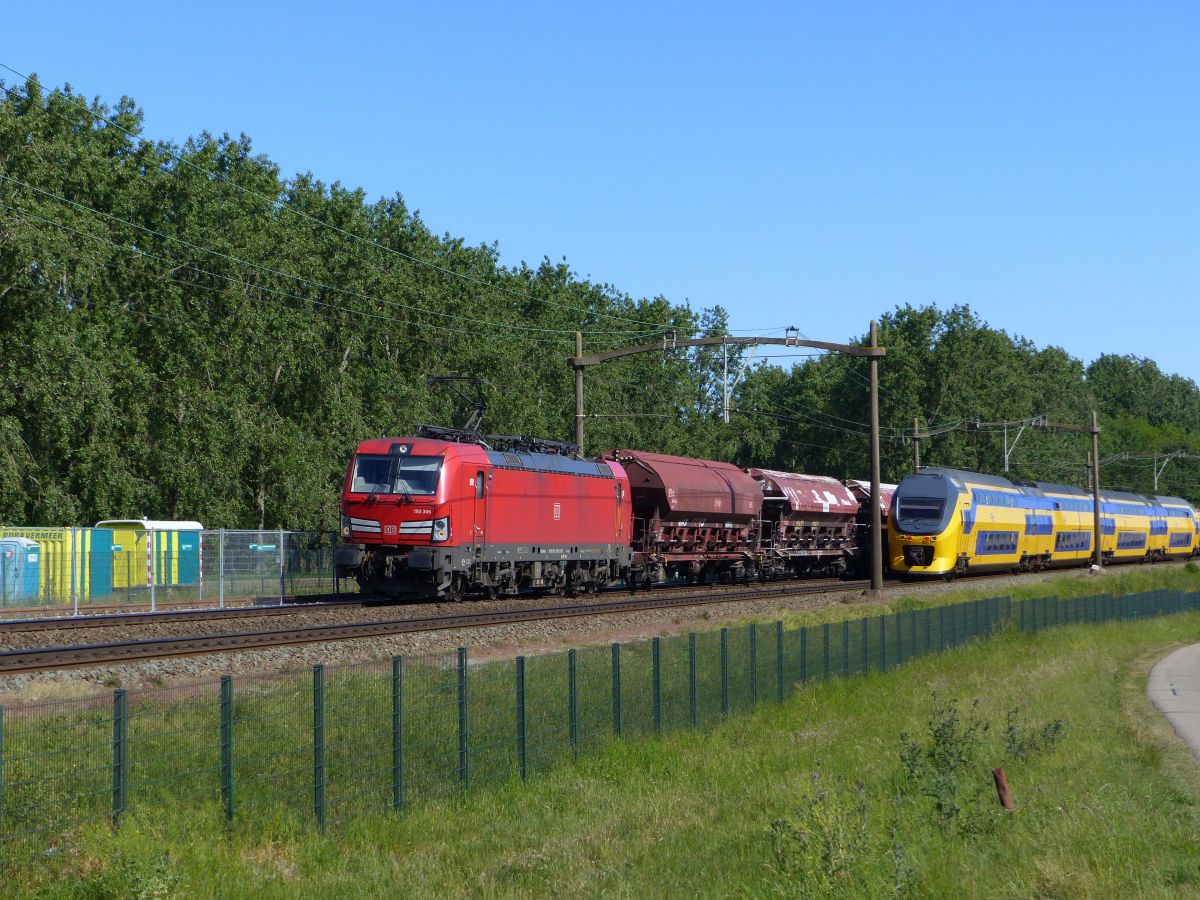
[7,570,1200,896]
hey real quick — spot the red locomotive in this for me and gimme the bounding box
[336,426,876,599]
[336,426,631,600]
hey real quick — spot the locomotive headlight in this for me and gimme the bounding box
[340,515,351,538]
[432,516,450,542]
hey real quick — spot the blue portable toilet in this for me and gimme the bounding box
[0,537,41,606]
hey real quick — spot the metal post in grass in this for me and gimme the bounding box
[749,624,758,705]
[896,612,902,667]
[652,637,662,733]
[392,655,404,807]
[775,621,784,703]
[910,609,918,656]
[611,642,622,738]
[220,676,234,821]
[720,628,730,715]
[800,626,809,684]
[861,617,869,675]
[880,615,887,671]
[112,689,128,829]
[688,633,698,728]
[568,648,579,754]
[516,656,527,781]
[924,607,931,653]
[313,665,327,829]
[939,605,946,651]
[457,647,469,786]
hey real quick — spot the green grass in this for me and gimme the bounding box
[6,592,1200,897]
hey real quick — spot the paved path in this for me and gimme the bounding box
[1147,644,1200,759]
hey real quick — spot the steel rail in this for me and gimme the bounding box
[0,598,373,634]
[0,580,871,674]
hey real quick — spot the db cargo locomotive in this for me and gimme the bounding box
[889,466,1200,578]
[336,427,632,600]
[336,427,889,600]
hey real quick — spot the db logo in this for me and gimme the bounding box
[384,525,397,535]
[553,502,561,521]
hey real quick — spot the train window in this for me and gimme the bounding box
[898,498,944,521]
[351,454,443,495]
[476,471,485,499]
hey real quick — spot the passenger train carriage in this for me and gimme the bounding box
[890,466,1200,578]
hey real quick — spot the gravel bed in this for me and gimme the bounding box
[0,563,1166,704]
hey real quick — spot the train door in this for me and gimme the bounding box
[472,469,487,555]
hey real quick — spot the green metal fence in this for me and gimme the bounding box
[0,587,1195,854]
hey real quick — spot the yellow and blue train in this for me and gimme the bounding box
[889,466,1200,578]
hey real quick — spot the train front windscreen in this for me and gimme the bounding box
[350,454,443,496]
[891,473,959,536]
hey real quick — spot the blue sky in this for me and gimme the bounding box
[5,2,1199,378]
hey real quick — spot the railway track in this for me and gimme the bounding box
[0,579,870,674]
[0,597,374,634]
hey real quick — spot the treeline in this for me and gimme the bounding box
[2,78,1199,528]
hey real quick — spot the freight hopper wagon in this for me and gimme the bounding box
[847,479,897,575]
[337,428,632,600]
[750,469,860,577]
[605,450,761,585]
[889,466,1200,578]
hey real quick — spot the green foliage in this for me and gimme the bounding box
[4,77,1200,531]
[768,773,872,896]
[898,693,1066,835]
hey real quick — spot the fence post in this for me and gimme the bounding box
[148,528,156,613]
[652,638,662,733]
[749,624,758,705]
[688,633,698,727]
[862,617,869,674]
[218,529,226,609]
[775,621,785,703]
[822,623,830,681]
[800,626,809,684]
[112,689,128,830]
[333,531,340,597]
[720,628,730,715]
[516,656,527,781]
[313,665,326,829]
[70,526,77,614]
[896,612,903,667]
[457,647,469,786]
[279,529,286,606]
[842,619,850,678]
[939,605,946,651]
[568,648,579,754]
[880,615,887,671]
[220,675,234,822]
[392,655,404,808]
[925,606,931,652]
[611,642,622,738]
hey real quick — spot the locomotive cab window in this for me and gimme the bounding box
[351,454,444,495]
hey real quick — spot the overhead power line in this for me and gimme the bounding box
[0,64,668,335]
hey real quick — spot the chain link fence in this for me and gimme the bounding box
[0,530,343,616]
[0,586,1195,856]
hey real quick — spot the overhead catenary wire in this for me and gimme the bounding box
[0,176,621,344]
[0,64,671,336]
